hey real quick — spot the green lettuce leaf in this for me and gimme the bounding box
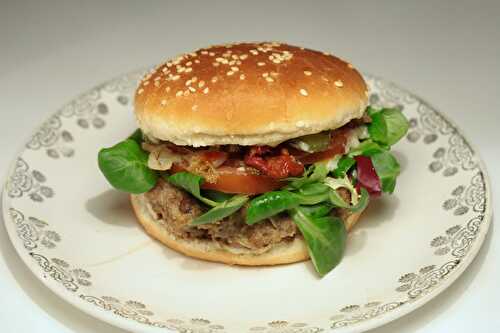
[286,157,339,190]
[332,156,356,178]
[368,108,409,146]
[370,152,401,193]
[324,176,359,205]
[98,139,158,194]
[298,202,333,218]
[246,191,302,225]
[289,207,347,277]
[348,140,387,157]
[202,189,234,203]
[350,188,370,212]
[128,128,144,144]
[166,172,218,207]
[192,195,249,225]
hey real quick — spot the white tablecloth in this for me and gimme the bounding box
[1,1,498,332]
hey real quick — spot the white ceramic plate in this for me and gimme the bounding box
[2,70,491,333]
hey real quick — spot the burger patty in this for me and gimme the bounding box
[144,179,298,250]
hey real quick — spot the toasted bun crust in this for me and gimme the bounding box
[134,42,368,147]
[130,193,363,266]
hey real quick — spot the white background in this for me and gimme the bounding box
[1,0,499,332]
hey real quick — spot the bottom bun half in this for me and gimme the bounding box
[130,193,364,266]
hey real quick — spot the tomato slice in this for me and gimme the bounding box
[201,167,283,194]
[171,164,283,194]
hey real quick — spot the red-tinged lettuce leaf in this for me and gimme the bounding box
[353,155,381,197]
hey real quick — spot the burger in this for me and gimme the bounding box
[98,42,408,277]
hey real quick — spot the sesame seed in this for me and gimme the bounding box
[270,72,278,77]
[172,75,180,81]
[183,90,190,96]
[154,76,162,81]
[201,50,208,55]
[211,76,218,83]
[250,49,259,55]
[229,60,236,66]
[203,87,209,94]
[160,99,167,106]
[240,74,246,80]
[227,71,234,76]
[231,54,238,60]
[272,59,281,64]
[189,52,197,57]
[166,62,173,67]
[231,66,239,72]
[194,59,200,64]
[300,88,308,96]
[347,63,353,69]
[236,60,242,65]
[143,81,150,86]
[186,61,192,66]
[176,90,183,97]
[192,105,198,111]
[257,62,265,66]
[209,52,215,56]
[137,88,144,95]
[154,81,160,87]
[185,79,192,86]
[334,80,344,87]
[185,67,193,73]
[198,80,205,88]
[191,76,198,82]
[322,51,330,56]
[165,86,171,92]
[262,72,269,77]
[213,62,220,67]
[188,86,196,92]
[265,77,274,82]
[304,70,312,76]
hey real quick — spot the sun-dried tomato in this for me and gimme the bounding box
[244,146,304,179]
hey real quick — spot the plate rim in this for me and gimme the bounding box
[0,70,173,333]
[1,70,493,333]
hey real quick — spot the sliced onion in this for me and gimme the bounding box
[147,146,182,171]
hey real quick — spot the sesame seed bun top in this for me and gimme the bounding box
[134,42,368,147]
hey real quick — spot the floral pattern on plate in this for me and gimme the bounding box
[2,71,491,333]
